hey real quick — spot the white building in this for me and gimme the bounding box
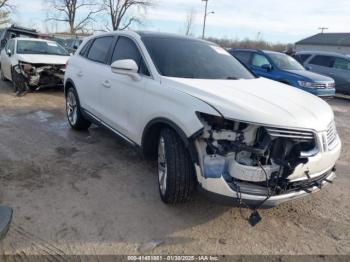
[295,33,350,55]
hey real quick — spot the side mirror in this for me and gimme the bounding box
[6,49,11,57]
[261,64,272,71]
[111,59,141,81]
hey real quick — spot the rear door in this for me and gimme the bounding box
[72,36,114,117]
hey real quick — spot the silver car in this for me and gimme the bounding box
[294,51,350,94]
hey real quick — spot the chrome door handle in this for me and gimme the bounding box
[102,80,111,88]
[77,71,83,77]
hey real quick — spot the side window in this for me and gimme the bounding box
[111,36,150,76]
[309,55,335,68]
[333,57,350,71]
[87,36,113,63]
[252,54,270,67]
[232,51,251,65]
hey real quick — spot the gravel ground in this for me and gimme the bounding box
[0,81,349,257]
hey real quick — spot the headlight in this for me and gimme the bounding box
[196,112,248,131]
[298,81,335,89]
[298,81,314,88]
[19,61,34,73]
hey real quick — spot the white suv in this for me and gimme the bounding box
[64,31,341,207]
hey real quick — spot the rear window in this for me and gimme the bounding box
[87,36,113,63]
[309,55,335,68]
[231,51,251,65]
[294,54,311,64]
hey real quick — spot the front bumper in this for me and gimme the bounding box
[199,168,336,208]
[302,87,336,97]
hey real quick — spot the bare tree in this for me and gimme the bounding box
[0,0,12,10]
[102,0,153,31]
[183,8,196,36]
[0,0,13,26]
[47,0,102,34]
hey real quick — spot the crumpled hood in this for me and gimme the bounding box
[16,54,69,65]
[163,77,334,132]
[285,69,334,82]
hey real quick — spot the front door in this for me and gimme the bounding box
[250,53,277,80]
[99,36,151,142]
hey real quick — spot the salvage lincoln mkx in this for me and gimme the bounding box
[64,31,341,208]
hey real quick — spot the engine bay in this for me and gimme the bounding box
[13,62,65,91]
[195,113,327,198]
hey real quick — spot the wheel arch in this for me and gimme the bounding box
[64,78,76,95]
[141,117,202,164]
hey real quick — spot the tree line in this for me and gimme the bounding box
[0,0,154,33]
[0,0,287,51]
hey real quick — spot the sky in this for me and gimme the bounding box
[10,0,350,43]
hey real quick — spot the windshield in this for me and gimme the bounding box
[17,40,68,56]
[268,52,304,70]
[142,37,255,79]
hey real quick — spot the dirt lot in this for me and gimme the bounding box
[0,80,350,257]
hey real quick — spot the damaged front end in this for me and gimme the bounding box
[195,113,341,208]
[13,61,65,91]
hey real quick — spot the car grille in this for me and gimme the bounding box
[313,82,335,89]
[265,127,315,141]
[326,121,338,150]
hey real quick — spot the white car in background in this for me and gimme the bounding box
[0,38,70,94]
[64,31,341,208]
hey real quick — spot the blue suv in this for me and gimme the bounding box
[229,49,336,97]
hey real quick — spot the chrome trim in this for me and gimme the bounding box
[300,147,319,158]
[236,171,336,206]
[265,127,315,140]
[327,121,339,151]
[83,109,137,146]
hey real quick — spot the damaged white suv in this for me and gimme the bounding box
[0,38,69,94]
[65,31,341,207]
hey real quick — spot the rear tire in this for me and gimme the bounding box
[66,87,91,130]
[158,128,196,204]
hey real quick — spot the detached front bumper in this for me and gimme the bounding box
[199,167,336,208]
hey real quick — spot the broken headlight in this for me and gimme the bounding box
[18,61,35,74]
[196,112,248,132]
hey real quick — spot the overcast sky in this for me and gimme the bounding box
[11,0,350,43]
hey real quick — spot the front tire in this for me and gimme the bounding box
[66,87,91,130]
[158,128,196,204]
